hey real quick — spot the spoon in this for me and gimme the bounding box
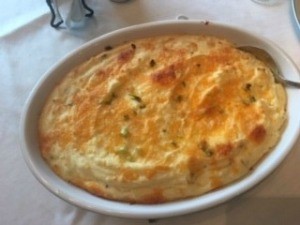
[238,46,300,88]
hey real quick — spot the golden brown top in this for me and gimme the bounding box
[39,35,286,203]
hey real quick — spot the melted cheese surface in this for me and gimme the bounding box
[39,35,286,203]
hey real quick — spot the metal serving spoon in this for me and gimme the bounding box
[238,46,300,88]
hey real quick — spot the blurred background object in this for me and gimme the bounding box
[251,0,283,5]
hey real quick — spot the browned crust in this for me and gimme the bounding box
[38,35,286,204]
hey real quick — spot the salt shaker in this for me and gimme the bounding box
[46,0,94,28]
[66,0,91,28]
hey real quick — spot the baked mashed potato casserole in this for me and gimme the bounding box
[39,35,286,203]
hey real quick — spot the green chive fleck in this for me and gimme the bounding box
[202,148,214,157]
[199,141,214,157]
[117,146,128,154]
[129,94,142,103]
[250,96,256,102]
[176,95,183,102]
[123,114,130,121]
[101,93,117,105]
[149,59,156,67]
[171,141,178,148]
[120,127,129,137]
[244,83,252,91]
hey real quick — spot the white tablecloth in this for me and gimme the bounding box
[1,0,300,224]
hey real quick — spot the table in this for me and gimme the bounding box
[1,0,300,224]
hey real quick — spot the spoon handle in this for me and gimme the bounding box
[281,78,300,88]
